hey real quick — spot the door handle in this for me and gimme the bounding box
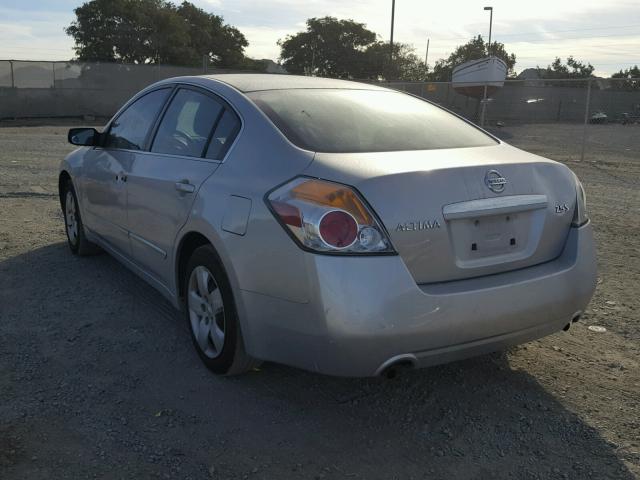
[175,181,195,193]
[115,172,127,183]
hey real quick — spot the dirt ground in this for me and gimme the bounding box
[0,123,638,479]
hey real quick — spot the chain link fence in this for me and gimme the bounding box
[384,77,640,163]
[1,59,639,162]
[0,60,228,120]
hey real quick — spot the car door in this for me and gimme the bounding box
[81,87,171,255]
[126,86,242,287]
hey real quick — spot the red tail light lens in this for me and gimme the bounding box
[319,210,358,248]
[270,200,302,228]
[266,177,395,254]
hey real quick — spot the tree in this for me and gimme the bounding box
[391,44,429,81]
[176,1,248,67]
[362,42,428,81]
[278,17,428,80]
[612,65,640,90]
[66,0,248,67]
[541,56,594,79]
[428,35,516,82]
[278,17,377,78]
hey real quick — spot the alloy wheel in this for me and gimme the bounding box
[187,266,226,359]
[65,190,78,246]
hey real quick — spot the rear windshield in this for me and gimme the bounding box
[248,89,497,153]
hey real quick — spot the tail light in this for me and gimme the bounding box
[267,177,395,254]
[572,175,589,227]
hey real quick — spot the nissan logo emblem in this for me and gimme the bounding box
[485,169,507,193]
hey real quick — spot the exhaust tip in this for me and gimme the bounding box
[380,361,414,379]
[376,354,418,378]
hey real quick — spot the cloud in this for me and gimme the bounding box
[0,6,74,60]
[208,0,640,74]
[0,0,638,74]
[237,26,298,60]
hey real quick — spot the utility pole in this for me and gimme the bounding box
[480,6,493,127]
[580,78,592,161]
[425,38,430,67]
[389,0,395,75]
[486,6,493,55]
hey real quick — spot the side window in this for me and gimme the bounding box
[151,89,224,158]
[105,88,170,150]
[205,109,241,160]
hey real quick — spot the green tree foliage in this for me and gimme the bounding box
[362,42,428,81]
[176,1,247,67]
[66,0,249,67]
[428,35,516,81]
[278,17,377,78]
[278,16,427,80]
[612,65,640,90]
[541,56,594,79]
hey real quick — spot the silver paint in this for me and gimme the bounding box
[59,74,597,376]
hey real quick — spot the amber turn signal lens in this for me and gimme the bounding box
[290,180,372,224]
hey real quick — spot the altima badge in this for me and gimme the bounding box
[396,220,441,232]
[485,169,507,193]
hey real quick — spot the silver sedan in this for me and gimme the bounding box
[59,74,597,377]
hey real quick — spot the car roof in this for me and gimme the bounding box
[202,73,388,93]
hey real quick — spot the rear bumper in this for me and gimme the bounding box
[241,223,597,377]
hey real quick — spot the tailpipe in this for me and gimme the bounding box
[375,354,418,379]
[564,311,583,331]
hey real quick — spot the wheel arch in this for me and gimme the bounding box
[174,227,257,360]
[174,230,240,308]
[175,232,213,302]
[58,170,72,209]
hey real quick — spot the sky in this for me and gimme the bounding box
[0,0,639,76]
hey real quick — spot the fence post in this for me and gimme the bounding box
[580,78,592,162]
[9,60,15,88]
[202,55,208,74]
[480,85,488,127]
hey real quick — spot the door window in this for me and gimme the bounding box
[151,89,224,158]
[104,88,170,150]
[205,109,241,160]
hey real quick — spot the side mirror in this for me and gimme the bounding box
[68,127,99,146]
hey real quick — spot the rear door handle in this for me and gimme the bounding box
[175,181,196,193]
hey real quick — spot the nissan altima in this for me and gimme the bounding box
[59,74,597,377]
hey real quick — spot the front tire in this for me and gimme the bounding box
[62,181,101,256]
[184,245,260,375]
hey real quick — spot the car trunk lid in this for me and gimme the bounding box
[304,144,577,284]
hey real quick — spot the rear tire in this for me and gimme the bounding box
[184,245,260,375]
[62,180,101,256]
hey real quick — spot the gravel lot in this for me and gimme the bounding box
[1,123,639,479]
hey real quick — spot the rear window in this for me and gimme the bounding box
[248,89,497,153]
